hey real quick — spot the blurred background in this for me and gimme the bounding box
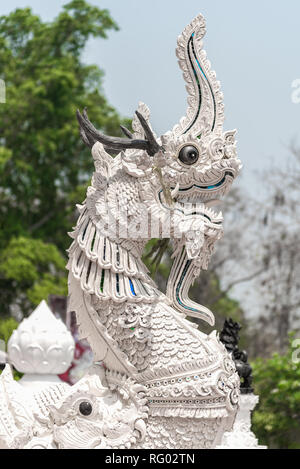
[0,0,300,448]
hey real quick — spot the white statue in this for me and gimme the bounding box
[0,14,242,449]
[7,300,75,390]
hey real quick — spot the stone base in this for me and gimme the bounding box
[216,394,267,449]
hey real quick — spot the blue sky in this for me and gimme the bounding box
[1,0,300,198]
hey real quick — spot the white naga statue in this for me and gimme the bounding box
[0,14,242,449]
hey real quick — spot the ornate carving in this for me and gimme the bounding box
[49,368,148,449]
[0,364,69,449]
[7,301,75,384]
[0,364,147,450]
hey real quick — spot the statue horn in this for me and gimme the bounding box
[77,108,162,157]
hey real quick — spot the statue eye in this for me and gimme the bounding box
[178,145,199,165]
[79,401,93,416]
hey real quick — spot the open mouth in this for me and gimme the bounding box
[177,200,223,226]
[158,190,223,226]
[174,170,235,195]
[158,171,235,225]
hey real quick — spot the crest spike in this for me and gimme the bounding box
[172,14,225,138]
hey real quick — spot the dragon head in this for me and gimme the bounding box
[48,368,148,449]
[76,13,241,218]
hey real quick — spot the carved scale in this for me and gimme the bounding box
[0,14,242,449]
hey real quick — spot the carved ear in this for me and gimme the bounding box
[91,142,114,177]
[131,102,151,139]
[0,364,35,447]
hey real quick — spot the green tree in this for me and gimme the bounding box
[0,1,129,317]
[0,316,18,346]
[251,335,300,449]
[0,317,22,380]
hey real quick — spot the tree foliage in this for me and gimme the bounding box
[0,317,22,380]
[255,149,300,353]
[0,316,18,346]
[0,1,129,316]
[251,334,300,448]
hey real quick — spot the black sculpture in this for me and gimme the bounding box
[220,318,253,394]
